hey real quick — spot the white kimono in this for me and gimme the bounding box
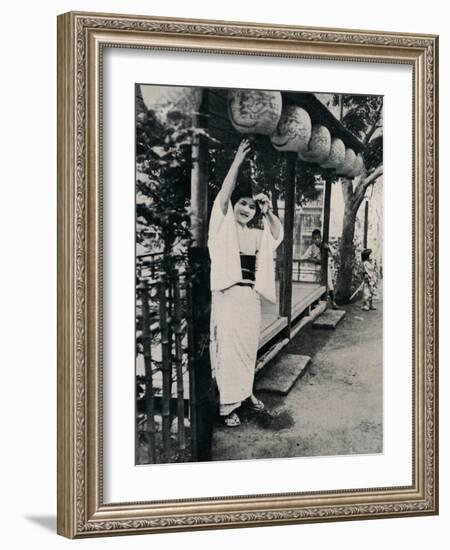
[208,194,283,414]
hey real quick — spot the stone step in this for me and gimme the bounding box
[312,308,346,329]
[255,354,311,395]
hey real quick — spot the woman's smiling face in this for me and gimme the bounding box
[234,197,256,225]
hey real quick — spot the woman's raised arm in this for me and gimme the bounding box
[218,139,251,214]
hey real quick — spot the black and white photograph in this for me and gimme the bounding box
[135,84,384,465]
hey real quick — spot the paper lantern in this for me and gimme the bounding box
[298,124,332,164]
[140,85,203,123]
[336,147,357,176]
[321,137,346,169]
[228,89,282,135]
[270,106,312,152]
[347,153,365,178]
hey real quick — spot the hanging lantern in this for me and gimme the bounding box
[298,124,332,164]
[336,147,356,176]
[347,153,365,178]
[140,85,203,124]
[321,137,346,169]
[270,105,312,152]
[228,89,282,135]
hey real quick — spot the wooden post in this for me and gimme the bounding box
[280,153,297,335]
[140,281,157,464]
[321,174,332,288]
[158,273,172,463]
[190,91,209,247]
[188,248,213,462]
[188,90,213,461]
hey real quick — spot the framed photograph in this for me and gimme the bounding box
[57,11,439,538]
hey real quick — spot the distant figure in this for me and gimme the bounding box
[301,228,322,264]
[361,248,377,311]
[301,228,337,309]
[208,139,283,428]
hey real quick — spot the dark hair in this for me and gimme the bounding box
[361,248,372,261]
[230,179,254,206]
[312,229,322,239]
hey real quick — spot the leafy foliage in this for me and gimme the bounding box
[363,134,383,173]
[341,96,383,137]
[136,87,193,262]
[341,95,383,173]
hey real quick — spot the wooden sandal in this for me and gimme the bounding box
[223,411,241,427]
[246,397,265,412]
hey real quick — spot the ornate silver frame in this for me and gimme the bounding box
[57,11,439,538]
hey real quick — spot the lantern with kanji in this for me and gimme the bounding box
[336,147,356,176]
[270,105,312,152]
[321,137,346,169]
[298,124,332,164]
[347,153,365,178]
[228,89,282,135]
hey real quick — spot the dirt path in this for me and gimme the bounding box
[211,291,383,462]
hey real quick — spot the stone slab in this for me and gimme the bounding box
[312,308,346,329]
[256,354,311,395]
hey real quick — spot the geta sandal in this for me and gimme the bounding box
[246,397,265,412]
[223,411,241,427]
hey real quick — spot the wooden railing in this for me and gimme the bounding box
[276,258,322,284]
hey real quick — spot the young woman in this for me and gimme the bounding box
[208,139,283,427]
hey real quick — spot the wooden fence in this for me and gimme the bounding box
[136,253,198,464]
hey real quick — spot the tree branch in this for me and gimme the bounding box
[364,164,383,186]
[353,165,383,207]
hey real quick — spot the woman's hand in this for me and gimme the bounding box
[254,192,271,215]
[234,139,252,166]
[256,192,281,240]
[253,192,281,240]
